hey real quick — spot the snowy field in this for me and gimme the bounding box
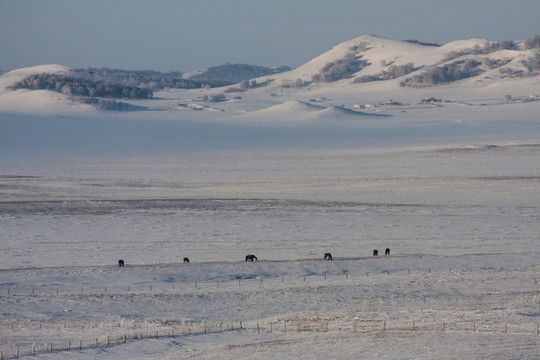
[1,141,540,359]
[1,35,540,358]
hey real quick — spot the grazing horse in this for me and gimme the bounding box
[183,257,190,263]
[373,249,378,256]
[245,254,258,262]
[118,259,124,267]
[324,253,333,260]
[385,248,390,255]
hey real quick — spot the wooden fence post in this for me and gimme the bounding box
[383,320,386,331]
[79,340,82,350]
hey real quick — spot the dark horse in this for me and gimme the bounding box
[324,253,333,260]
[118,259,124,267]
[183,257,190,263]
[373,249,378,256]
[245,254,258,262]
[385,248,390,255]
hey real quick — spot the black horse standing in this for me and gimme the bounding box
[118,259,125,267]
[245,254,258,262]
[324,253,333,260]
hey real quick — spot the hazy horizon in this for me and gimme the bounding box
[1,0,540,73]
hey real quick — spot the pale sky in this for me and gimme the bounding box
[1,0,539,73]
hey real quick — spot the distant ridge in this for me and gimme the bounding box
[1,34,538,114]
[187,63,291,83]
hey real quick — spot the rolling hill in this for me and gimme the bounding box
[0,34,538,116]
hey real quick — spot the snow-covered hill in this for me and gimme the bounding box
[262,34,539,86]
[0,34,538,117]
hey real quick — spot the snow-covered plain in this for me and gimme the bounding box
[1,35,540,358]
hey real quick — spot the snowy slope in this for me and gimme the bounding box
[1,35,539,117]
[253,34,536,87]
[0,64,97,114]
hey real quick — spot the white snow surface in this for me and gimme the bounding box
[1,35,540,359]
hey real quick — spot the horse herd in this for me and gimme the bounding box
[117,248,390,267]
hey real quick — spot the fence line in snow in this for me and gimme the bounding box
[0,320,241,359]
[1,318,539,359]
[1,265,503,298]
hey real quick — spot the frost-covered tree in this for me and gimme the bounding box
[210,93,226,102]
[312,52,367,82]
[401,60,483,87]
[523,35,540,50]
